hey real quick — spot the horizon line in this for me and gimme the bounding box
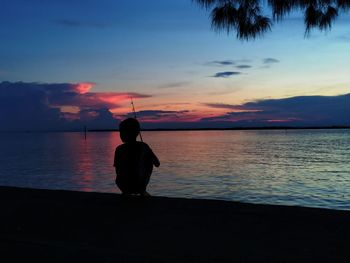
[1,125,350,133]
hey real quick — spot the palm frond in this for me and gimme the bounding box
[305,4,338,35]
[194,0,349,39]
[237,15,271,40]
[193,0,226,9]
[211,3,238,33]
[336,0,350,10]
[268,0,295,20]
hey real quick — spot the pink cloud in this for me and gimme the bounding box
[47,83,151,111]
[73,82,94,94]
[90,92,150,107]
[118,109,203,123]
[0,81,153,130]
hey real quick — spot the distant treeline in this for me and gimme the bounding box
[89,126,350,132]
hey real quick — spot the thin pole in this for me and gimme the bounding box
[130,97,143,142]
[84,125,87,141]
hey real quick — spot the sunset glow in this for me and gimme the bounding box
[1,1,350,130]
[74,82,94,94]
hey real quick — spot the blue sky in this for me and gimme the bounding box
[1,0,350,130]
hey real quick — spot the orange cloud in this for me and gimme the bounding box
[74,82,94,94]
[46,83,151,111]
[93,92,148,106]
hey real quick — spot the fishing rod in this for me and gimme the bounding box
[130,97,144,142]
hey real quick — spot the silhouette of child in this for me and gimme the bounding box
[114,118,160,196]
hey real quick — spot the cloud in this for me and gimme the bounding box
[208,60,236,66]
[263,58,280,64]
[121,110,190,122]
[55,19,107,28]
[0,81,150,131]
[3,82,349,130]
[158,81,191,89]
[236,65,252,69]
[206,59,253,67]
[212,72,241,78]
[202,93,350,126]
[203,103,241,110]
[146,102,191,108]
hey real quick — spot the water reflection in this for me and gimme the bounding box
[0,130,349,210]
[71,134,94,192]
[146,130,350,210]
[67,132,122,193]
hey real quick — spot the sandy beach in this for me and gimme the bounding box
[0,186,349,262]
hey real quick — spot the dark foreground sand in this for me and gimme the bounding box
[0,186,349,263]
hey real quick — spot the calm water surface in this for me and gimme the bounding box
[0,130,349,210]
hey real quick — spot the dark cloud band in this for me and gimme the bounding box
[203,93,350,126]
[0,81,150,131]
[212,71,241,78]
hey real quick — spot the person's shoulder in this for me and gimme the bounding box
[137,141,151,149]
[115,143,126,152]
[115,143,124,149]
[117,141,146,150]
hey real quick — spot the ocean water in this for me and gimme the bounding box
[0,130,349,210]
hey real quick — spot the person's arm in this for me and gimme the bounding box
[143,143,160,167]
[113,148,118,183]
[149,147,160,167]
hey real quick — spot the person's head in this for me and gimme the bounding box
[119,118,140,142]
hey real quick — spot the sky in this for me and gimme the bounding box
[1,0,350,130]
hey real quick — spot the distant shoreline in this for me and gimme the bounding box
[90,126,350,132]
[1,126,350,133]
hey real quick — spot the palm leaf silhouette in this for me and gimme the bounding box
[194,0,350,39]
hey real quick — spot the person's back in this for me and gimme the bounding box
[114,118,160,196]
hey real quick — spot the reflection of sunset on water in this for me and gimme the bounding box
[61,132,122,193]
[73,136,94,192]
[0,130,349,210]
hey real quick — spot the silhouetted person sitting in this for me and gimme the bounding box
[114,118,160,196]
